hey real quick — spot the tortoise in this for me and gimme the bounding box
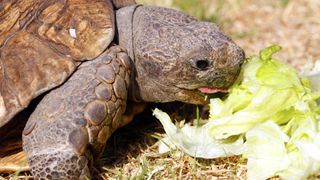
[0,0,245,179]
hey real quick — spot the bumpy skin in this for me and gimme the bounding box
[23,46,131,179]
[117,6,245,104]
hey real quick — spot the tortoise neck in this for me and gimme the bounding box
[116,5,143,102]
[116,4,140,62]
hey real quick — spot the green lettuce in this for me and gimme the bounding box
[207,45,307,139]
[154,45,320,179]
[244,120,290,180]
[153,108,245,158]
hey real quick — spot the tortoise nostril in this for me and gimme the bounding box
[195,59,210,70]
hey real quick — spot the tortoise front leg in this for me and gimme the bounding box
[22,46,132,179]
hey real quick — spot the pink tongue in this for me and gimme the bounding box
[198,87,224,94]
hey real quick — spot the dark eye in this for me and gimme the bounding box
[195,59,210,70]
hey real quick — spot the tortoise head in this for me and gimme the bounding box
[116,5,245,105]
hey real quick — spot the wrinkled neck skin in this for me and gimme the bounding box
[116,5,138,62]
[116,5,142,102]
[116,5,184,103]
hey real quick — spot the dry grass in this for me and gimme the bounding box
[101,0,320,179]
[100,106,248,179]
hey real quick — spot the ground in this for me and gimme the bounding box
[2,0,320,179]
[100,0,320,179]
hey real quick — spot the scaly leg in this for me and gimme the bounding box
[22,46,132,179]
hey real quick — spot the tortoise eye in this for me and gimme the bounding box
[195,59,210,71]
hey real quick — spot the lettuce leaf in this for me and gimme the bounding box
[153,108,244,158]
[243,121,290,180]
[207,45,307,139]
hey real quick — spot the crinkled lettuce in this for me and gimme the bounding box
[154,45,320,179]
[153,108,244,158]
[207,45,308,139]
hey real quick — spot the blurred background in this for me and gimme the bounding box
[138,0,320,69]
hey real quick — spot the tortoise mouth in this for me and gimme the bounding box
[173,86,229,105]
[176,84,229,95]
[198,87,228,94]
